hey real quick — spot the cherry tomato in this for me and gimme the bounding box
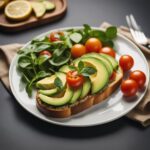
[99,47,116,58]
[66,71,84,88]
[71,44,86,58]
[121,79,138,97]
[109,71,116,81]
[39,50,52,57]
[85,38,102,53]
[129,70,146,89]
[49,31,64,42]
[119,55,134,71]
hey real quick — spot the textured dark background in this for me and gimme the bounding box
[0,0,150,150]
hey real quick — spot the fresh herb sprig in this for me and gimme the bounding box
[69,61,97,77]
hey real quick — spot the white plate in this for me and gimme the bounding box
[9,27,149,127]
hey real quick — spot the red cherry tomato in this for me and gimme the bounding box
[121,79,138,97]
[109,71,116,81]
[119,55,134,71]
[49,31,64,42]
[129,70,146,89]
[66,71,84,88]
[99,47,116,58]
[85,38,102,53]
[39,50,52,57]
[71,44,86,58]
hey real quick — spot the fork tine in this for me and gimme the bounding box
[126,15,140,43]
[130,14,141,30]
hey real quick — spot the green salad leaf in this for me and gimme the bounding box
[54,77,63,90]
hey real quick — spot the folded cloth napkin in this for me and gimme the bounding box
[0,22,150,127]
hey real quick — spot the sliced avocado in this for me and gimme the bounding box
[74,57,109,94]
[69,87,82,104]
[31,2,46,18]
[39,85,73,106]
[42,1,55,11]
[100,53,118,70]
[80,77,91,99]
[59,65,71,73]
[36,74,56,89]
[36,72,66,90]
[39,88,57,96]
[83,53,113,76]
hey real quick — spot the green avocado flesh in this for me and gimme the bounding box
[39,85,73,106]
[36,72,66,90]
[74,57,109,94]
[80,77,91,99]
[83,53,113,76]
[59,65,71,73]
[36,74,56,89]
[69,87,82,104]
[100,53,118,70]
[39,88,58,96]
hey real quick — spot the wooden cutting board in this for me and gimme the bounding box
[0,0,67,32]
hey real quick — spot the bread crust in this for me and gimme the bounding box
[36,67,123,118]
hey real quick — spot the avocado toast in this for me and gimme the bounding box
[17,25,123,118]
[36,53,123,118]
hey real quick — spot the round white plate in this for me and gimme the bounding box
[9,27,149,127]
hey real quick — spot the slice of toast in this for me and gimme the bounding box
[36,67,123,118]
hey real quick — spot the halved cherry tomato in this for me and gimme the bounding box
[99,47,116,58]
[121,79,138,97]
[109,71,116,81]
[129,70,146,89]
[85,38,102,53]
[119,55,134,71]
[49,31,64,42]
[71,44,86,58]
[66,71,84,88]
[39,50,52,57]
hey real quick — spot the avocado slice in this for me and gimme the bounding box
[100,53,118,70]
[39,85,73,106]
[31,2,46,18]
[83,53,113,76]
[39,88,58,96]
[36,72,66,90]
[59,65,71,73]
[42,1,55,11]
[69,87,82,104]
[74,57,109,94]
[80,77,91,99]
[36,74,56,89]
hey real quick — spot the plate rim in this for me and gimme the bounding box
[9,26,150,127]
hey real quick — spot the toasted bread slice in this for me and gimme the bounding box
[36,67,123,118]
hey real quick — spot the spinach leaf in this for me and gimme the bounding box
[26,71,51,97]
[83,24,91,34]
[80,67,97,77]
[78,61,84,72]
[49,50,71,66]
[70,33,82,43]
[69,65,76,71]
[18,56,31,68]
[106,26,117,39]
[34,44,51,52]
[38,55,50,65]
[54,77,63,90]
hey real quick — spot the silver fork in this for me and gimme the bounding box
[126,14,150,49]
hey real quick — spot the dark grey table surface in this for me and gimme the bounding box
[0,0,150,150]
